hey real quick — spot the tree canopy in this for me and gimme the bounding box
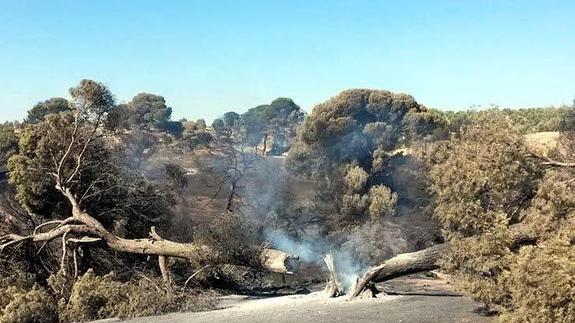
[8,80,171,235]
[25,97,71,124]
[0,123,18,167]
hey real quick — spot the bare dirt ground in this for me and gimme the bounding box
[112,275,494,323]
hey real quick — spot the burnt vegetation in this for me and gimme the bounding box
[0,81,573,322]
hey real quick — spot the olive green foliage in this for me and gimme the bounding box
[282,90,442,269]
[8,112,170,235]
[8,80,172,234]
[4,82,573,321]
[59,270,216,321]
[1,287,57,323]
[222,111,240,128]
[181,118,212,149]
[502,227,575,323]
[431,115,540,237]
[437,105,572,136]
[344,163,369,193]
[0,122,18,167]
[210,117,227,136]
[0,265,215,323]
[286,88,438,224]
[368,185,397,218]
[24,97,71,124]
[194,212,263,268]
[107,93,182,136]
[215,98,304,153]
[337,163,398,226]
[504,106,571,134]
[287,89,441,175]
[0,266,58,323]
[70,79,115,117]
[241,98,304,146]
[430,114,575,321]
[337,164,401,265]
[8,112,103,216]
[128,93,173,130]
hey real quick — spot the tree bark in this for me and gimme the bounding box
[350,224,536,298]
[541,160,575,167]
[323,253,344,297]
[158,256,172,285]
[1,188,300,275]
[350,244,448,298]
[226,181,237,212]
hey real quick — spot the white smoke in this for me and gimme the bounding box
[265,229,365,292]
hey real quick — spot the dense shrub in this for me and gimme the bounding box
[1,287,58,323]
[0,265,216,322]
[436,106,572,136]
[0,266,58,323]
[430,114,575,321]
[194,212,264,269]
[502,230,575,323]
[59,270,216,321]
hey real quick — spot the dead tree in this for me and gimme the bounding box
[322,253,344,297]
[197,129,258,213]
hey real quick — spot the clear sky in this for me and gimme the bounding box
[0,0,574,122]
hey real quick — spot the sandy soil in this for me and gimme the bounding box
[119,293,491,323]
[111,276,494,323]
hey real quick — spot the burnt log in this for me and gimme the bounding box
[350,224,537,298]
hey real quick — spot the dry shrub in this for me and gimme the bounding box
[368,185,397,218]
[344,163,369,193]
[0,287,58,323]
[441,226,514,309]
[500,171,575,322]
[501,229,575,323]
[60,270,216,322]
[0,265,217,322]
[431,115,575,321]
[191,212,265,289]
[0,266,58,323]
[194,212,263,269]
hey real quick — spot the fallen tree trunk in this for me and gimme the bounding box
[350,244,448,298]
[0,222,299,274]
[350,224,536,298]
[0,221,299,274]
[0,188,300,275]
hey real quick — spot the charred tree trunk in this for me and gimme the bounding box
[350,224,536,298]
[350,244,448,298]
[323,253,344,297]
[226,180,237,212]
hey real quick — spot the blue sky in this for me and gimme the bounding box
[0,0,574,122]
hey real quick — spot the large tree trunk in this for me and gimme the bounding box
[1,188,300,275]
[350,224,536,298]
[350,244,448,298]
[323,253,344,297]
